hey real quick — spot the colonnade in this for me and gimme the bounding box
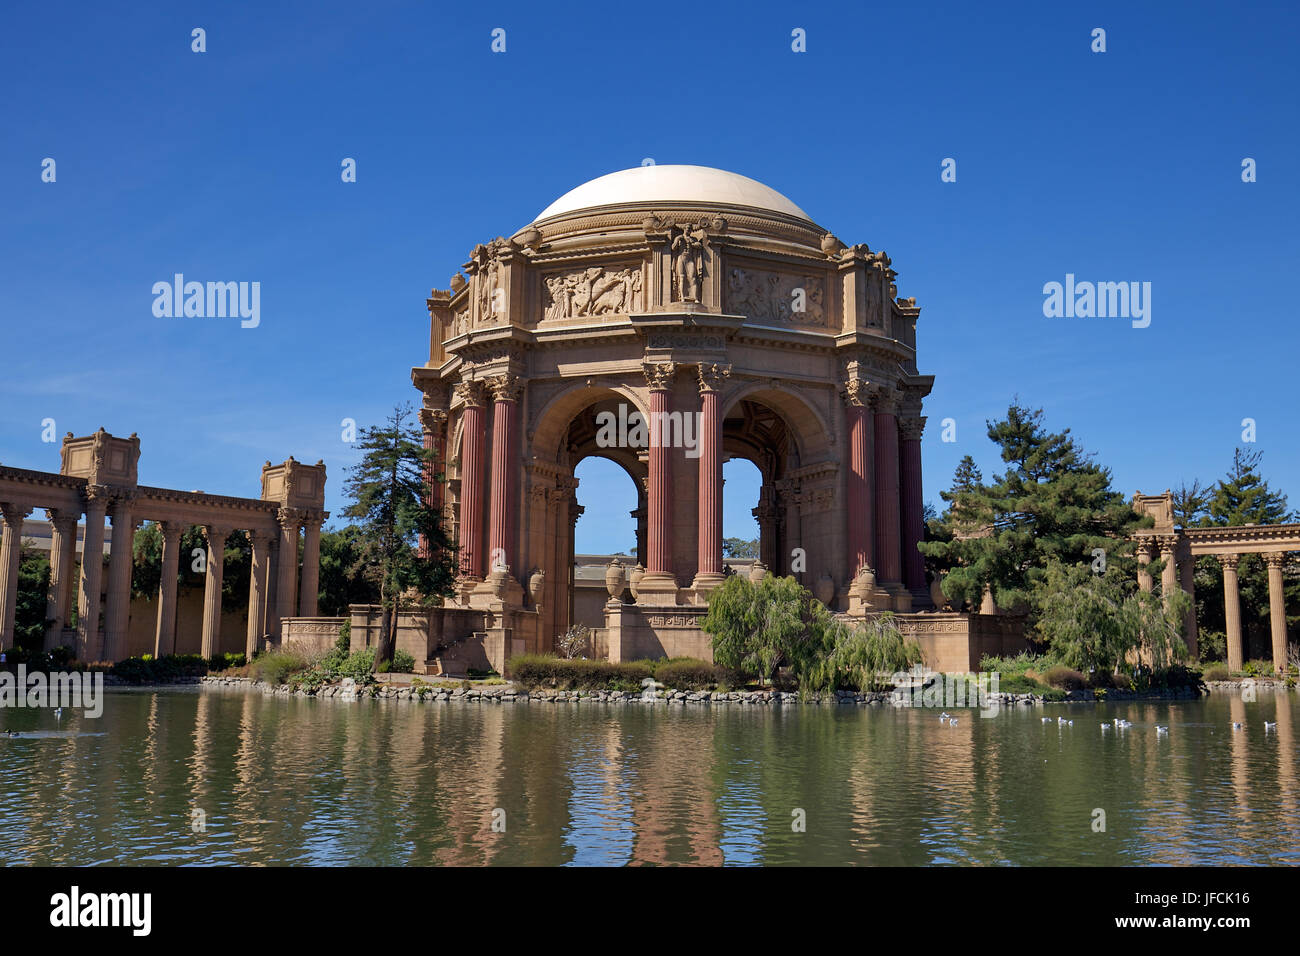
[0,435,327,663]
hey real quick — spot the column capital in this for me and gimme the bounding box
[159,519,185,539]
[204,525,233,546]
[840,377,873,407]
[898,416,927,441]
[1262,552,1287,569]
[454,379,487,408]
[642,361,677,391]
[1219,553,1240,571]
[870,387,901,416]
[44,507,79,529]
[247,526,274,546]
[1156,534,1179,556]
[276,506,304,531]
[83,484,112,511]
[420,407,449,432]
[486,374,523,403]
[696,362,731,393]
[0,502,34,524]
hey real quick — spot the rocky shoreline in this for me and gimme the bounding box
[198,675,1235,706]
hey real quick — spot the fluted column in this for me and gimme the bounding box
[842,378,873,577]
[0,503,33,651]
[1265,553,1288,675]
[872,389,902,586]
[43,508,79,650]
[1137,541,1153,592]
[692,363,729,593]
[76,485,110,661]
[899,416,927,595]
[298,513,323,616]
[418,408,448,559]
[271,507,301,640]
[487,375,522,575]
[1221,553,1243,673]
[640,362,678,601]
[1178,547,1198,658]
[102,494,139,662]
[456,380,487,579]
[200,525,230,658]
[154,520,183,657]
[245,528,271,658]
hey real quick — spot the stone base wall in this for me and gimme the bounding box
[603,604,712,662]
[279,617,346,655]
[895,611,1028,672]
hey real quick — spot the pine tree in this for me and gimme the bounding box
[342,403,457,669]
[1205,447,1292,526]
[919,402,1142,617]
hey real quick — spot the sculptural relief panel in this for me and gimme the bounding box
[725,264,827,328]
[543,264,644,320]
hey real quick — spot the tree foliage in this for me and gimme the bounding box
[919,402,1143,619]
[342,402,457,668]
[1035,560,1188,672]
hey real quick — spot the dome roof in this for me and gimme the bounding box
[532,165,813,224]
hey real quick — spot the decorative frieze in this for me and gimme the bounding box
[725,266,827,328]
[543,266,644,319]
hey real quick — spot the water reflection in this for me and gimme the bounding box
[0,688,1296,866]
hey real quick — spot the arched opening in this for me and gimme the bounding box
[573,456,641,629]
[721,396,802,577]
[722,457,761,561]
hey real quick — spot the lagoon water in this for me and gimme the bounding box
[1,688,1297,866]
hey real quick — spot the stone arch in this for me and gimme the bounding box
[530,381,651,466]
[719,381,833,465]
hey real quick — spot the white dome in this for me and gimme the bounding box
[532,165,812,223]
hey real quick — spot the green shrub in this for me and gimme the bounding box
[1042,689,1068,702]
[109,654,212,684]
[652,658,724,691]
[1202,664,1230,682]
[1043,666,1086,690]
[390,649,416,673]
[509,654,653,690]
[1242,659,1274,678]
[250,650,310,686]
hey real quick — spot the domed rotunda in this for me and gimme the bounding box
[395,165,999,674]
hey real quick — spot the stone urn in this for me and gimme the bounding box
[604,559,626,601]
[748,561,768,584]
[528,568,546,606]
[815,571,836,606]
[627,564,645,600]
[487,563,511,596]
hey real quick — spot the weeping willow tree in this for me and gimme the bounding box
[702,575,923,691]
[1035,559,1189,673]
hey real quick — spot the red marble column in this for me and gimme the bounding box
[456,380,487,579]
[844,381,873,575]
[899,416,927,593]
[642,362,677,592]
[418,408,447,559]
[487,376,521,573]
[873,391,902,585]
[693,364,729,590]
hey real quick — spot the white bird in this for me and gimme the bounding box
[1232,722,1243,731]
[54,707,62,720]
[1042,717,1053,723]
[940,712,950,719]
[1101,724,1110,732]
[950,718,959,726]
[1156,726,1169,734]
[1067,720,1074,726]
[1264,721,1277,731]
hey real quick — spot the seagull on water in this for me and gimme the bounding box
[1156,726,1169,735]
[1042,717,1053,724]
[950,718,959,726]
[54,707,62,721]
[1264,721,1277,732]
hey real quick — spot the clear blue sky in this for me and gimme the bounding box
[3,0,1297,554]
